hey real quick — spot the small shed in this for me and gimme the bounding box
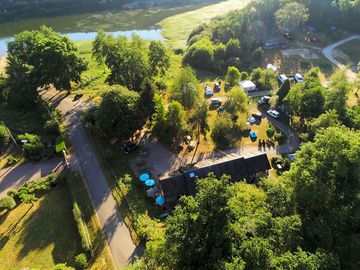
[239,80,256,92]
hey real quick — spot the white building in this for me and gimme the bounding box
[239,80,256,92]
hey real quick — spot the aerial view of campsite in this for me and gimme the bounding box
[0,0,360,269]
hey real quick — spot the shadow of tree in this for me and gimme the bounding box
[15,186,82,266]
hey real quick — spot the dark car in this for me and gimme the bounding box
[123,141,138,154]
[217,106,226,113]
[73,93,83,101]
[210,98,222,108]
[283,33,295,40]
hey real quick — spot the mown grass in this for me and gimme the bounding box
[158,0,251,48]
[0,185,82,269]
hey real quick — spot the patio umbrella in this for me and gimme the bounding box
[250,132,257,139]
[156,196,165,206]
[145,179,156,187]
[139,173,150,182]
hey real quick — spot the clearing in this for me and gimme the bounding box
[0,185,82,269]
[158,0,251,48]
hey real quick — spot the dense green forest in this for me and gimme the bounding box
[183,0,360,72]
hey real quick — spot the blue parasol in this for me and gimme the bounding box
[139,173,150,182]
[145,179,156,187]
[250,132,257,139]
[156,196,165,206]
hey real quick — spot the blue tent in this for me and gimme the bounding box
[156,196,165,206]
[250,132,257,139]
[247,116,256,124]
[139,173,150,182]
[145,179,156,187]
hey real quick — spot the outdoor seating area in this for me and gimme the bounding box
[138,172,165,206]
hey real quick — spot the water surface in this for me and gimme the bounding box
[0,29,163,56]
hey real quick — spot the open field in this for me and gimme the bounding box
[0,1,223,38]
[0,185,82,269]
[158,0,251,48]
[337,39,360,65]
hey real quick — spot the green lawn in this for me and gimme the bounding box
[158,0,251,48]
[0,185,82,269]
[338,39,360,65]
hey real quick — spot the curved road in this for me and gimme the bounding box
[322,35,360,81]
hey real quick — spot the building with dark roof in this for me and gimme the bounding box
[160,153,271,209]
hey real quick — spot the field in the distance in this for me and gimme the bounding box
[0,185,82,269]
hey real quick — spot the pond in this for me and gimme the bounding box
[0,29,164,56]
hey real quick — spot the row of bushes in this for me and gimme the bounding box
[65,171,91,269]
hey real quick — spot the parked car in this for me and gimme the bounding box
[214,82,221,92]
[267,109,281,118]
[123,141,138,154]
[283,32,295,40]
[252,113,262,120]
[73,93,83,101]
[205,86,214,97]
[210,98,222,107]
[258,96,271,106]
[294,73,304,83]
[278,74,288,84]
[217,106,226,113]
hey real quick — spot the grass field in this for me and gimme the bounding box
[158,0,250,48]
[0,185,82,269]
[338,39,360,65]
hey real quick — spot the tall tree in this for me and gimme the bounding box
[7,26,87,93]
[225,86,249,116]
[275,2,309,33]
[148,41,170,77]
[225,66,241,87]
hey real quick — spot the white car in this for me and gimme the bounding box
[294,73,304,83]
[278,74,288,84]
[205,86,214,96]
[267,109,280,118]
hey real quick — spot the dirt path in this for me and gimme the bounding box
[0,158,64,197]
[0,56,6,75]
[42,89,139,269]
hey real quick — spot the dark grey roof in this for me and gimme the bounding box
[160,153,271,207]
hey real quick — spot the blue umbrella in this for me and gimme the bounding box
[250,132,257,139]
[145,179,156,187]
[139,173,150,182]
[156,196,165,206]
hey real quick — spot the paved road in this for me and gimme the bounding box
[42,90,139,268]
[322,35,360,81]
[0,158,64,198]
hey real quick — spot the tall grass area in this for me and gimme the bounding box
[0,185,82,269]
[158,0,251,48]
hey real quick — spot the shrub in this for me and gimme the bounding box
[0,196,16,210]
[74,253,89,269]
[267,128,275,138]
[0,124,10,148]
[7,189,17,198]
[5,155,18,167]
[274,131,286,144]
[136,213,159,241]
[44,119,60,135]
[18,133,45,160]
[53,263,74,270]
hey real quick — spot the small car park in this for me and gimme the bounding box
[267,109,281,118]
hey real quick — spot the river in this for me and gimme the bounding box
[0,29,164,56]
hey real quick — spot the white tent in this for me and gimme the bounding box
[239,80,256,92]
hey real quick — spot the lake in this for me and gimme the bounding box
[0,29,164,56]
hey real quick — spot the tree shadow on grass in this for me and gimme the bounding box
[15,186,82,266]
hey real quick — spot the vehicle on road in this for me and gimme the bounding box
[258,96,271,106]
[217,106,226,113]
[278,74,288,84]
[283,32,295,40]
[267,109,281,118]
[294,73,304,83]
